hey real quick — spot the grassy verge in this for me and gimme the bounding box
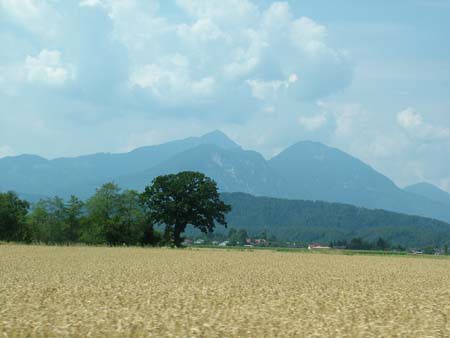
[188,244,449,259]
[2,241,448,259]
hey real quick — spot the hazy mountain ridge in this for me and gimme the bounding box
[268,141,450,222]
[1,130,449,224]
[117,143,286,197]
[0,131,240,198]
[268,141,400,204]
[404,182,450,207]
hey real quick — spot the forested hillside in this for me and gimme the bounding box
[222,193,450,247]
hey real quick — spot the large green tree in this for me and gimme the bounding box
[65,196,85,242]
[0,192,30,242]
[141,171,231,247]
[227,228,249,246]
[83,183,147,245]
[27,195,84,244]
[83,183,122,244]
[27,197,66,243]
[113,189,147,245]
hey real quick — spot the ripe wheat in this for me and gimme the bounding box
[1,245,449,337]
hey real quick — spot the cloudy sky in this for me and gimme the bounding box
[1,0,450,191]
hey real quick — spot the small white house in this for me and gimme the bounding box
[308,243,331,250]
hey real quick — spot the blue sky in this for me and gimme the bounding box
[1,0,450,191]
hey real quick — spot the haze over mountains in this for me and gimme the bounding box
[405,182,450,208]
[1,130,449,223]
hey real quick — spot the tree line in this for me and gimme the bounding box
[2,171,450,251]
[329,238,404,251]
[0,172,230,247]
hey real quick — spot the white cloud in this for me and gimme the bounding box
[129,57,216,102]
[0,0,39,19]
[261,2,292,32]
[93,0,167,54]
[366,134,408,159]
[222,29,262,79]
[318,101,365,136]
[0,49,74,92]
[397,108,423,129]
[22,49,74,85]
[246,73,298,100]
[246,79,285,100]
[292,17,327,42]
[0,0,60,38]
[291,17,328,54]
[334,108,361,136]
[315,100,403,164]
[89,0,352,104]
[177,19,226,43]
[224,55,260,79]
[176,0,258,25]
[310,102,450,190]
[79,0,101,7]
[298,114,327,131]
[0,145,14,158]
[397,108,450,140]
[256,2,351,99]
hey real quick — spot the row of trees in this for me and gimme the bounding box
[27,184,152,245]
[0,191,30,242]
[0,172,231,247]
[330,238,450,254]
[329,238,403,251]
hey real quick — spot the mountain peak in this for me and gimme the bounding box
[404,182,450,206]
[288,140,329,150]
[406,182,441,190]
[275,140,347,160]
[268,138,399,206]
[200,130,241,150]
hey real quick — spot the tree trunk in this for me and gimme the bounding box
[173,225,182,247]
[173,223,186,247]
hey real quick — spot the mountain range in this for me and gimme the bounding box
[405,182,450,208]
[1,130,450,223]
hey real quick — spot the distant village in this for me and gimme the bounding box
[184,231,448,255]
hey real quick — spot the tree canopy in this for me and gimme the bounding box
[0,191,30,242]
[141,171,231,247]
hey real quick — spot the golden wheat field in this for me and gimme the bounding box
[1,245,450,337]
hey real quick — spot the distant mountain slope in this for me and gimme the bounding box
[1,130,450,224]
[221,192,450,247]
[0,131,239,198]
[268,141,399,204]
[404,182,450,207]
[0,154,97,198]
[267,141,450,222]
[117,143,286,196]
[52,130,240,181]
